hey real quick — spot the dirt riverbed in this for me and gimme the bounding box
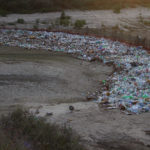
[0,46,150,150]
[0,46,112,112]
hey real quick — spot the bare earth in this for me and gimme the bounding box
[0,7,150,29]
[0,46,112,112]
[34,102,150,150]
[0,46,150,150]
[1,7,150,42]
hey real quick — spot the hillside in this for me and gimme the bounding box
[0,0,150,15]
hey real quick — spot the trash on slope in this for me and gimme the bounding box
[0,29,150,114]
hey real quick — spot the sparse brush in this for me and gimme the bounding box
[17,18,25,24]
[74,20,86,29]
[33,24,38,30]
[0,109,86,150]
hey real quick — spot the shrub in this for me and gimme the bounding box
[143,20,150,26]
[17,18,25,24]
[60,18,70,26]
[59,11,71,27]
[0,9,8,17]
[60,11,66,20]
[113,5,121,14]
[0,109,86,150]
[33,24,38,30]
[47,26,52,30]
[74,19,86,29]
[60,11,71,20]
[8,22,16,25]
[41,20,47,24]
[36,19,40,24]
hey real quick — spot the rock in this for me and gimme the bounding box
[69,106,74,112]
[46,112,53,116]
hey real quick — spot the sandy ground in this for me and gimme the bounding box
[0,46,149,150]
[0,7,150,29]
[30,102,150,150]
[0,46,112,112]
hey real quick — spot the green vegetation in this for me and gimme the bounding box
[0,0,150,14]
[7,22,16,25]
[41,20,47,24]
[33,24,38,29]
[74,20,86,29]
[143,20,150,26]
[0,109,86,150]
[17,18,25,24]
[113,6,121,14]
[60,19,70,26]
[36,19,40,24]
[138,13,144,23]
[138,13,150,26]
[59,11,71,27]
[0,9,8,17]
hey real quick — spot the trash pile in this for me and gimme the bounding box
[0,29,150,114]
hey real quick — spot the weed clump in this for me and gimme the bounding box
[59,11,71,27]
[0,109,86,150]
[0,9,8,17]
[113,6,121,14]
[17,18,25,24]
[74,20,86,29]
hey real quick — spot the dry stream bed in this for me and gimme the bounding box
[0,46,150,150]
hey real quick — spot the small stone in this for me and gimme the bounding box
[46,112,53,116]
[69,106,74,112]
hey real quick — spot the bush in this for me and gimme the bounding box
[36,19,40,24]
[60,18,70,26]
[8,22,16,25]
[33,24,38,30]
[0,109,86,150]
[0,9,8,17]
[74,20,86,29]
[17,18,25,24]
[60,11,71,20]
[59,11,71,27]
[113,6,121,14]
[60,11,66,20]
[143,20,150,26]
[41,20,47,24]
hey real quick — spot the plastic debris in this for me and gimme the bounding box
[0,29,150,114]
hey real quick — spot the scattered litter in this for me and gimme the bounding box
[0,29,150,114]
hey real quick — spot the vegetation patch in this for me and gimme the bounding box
[113,6,121,14]
[17,18,25,24]
[0,109,86,150]
[7,22,16,25]
[0,9,8,17]
[59,11,71,27]
[0,0,150,14]
[143,20,150,26]
[74,20,86,29]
